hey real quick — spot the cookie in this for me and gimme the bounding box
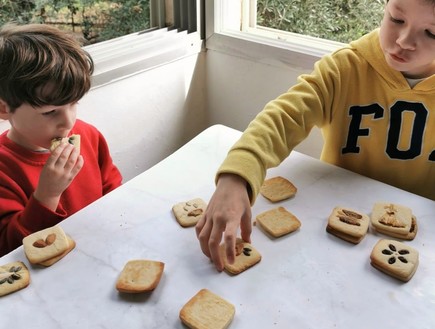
[371,203,416,240]
[0,261,30,297]
[326,206,369,244]
[38,235,76,267]
[219,238,261,275]
[256,207,301,238]
[50,134,81,153]
[22,225,69,264]
[179,288,235,329]
[116,260,165,293]
[370,239,419,282]
[260,176,297,202]
[172,198,207,227]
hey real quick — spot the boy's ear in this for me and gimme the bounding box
[0,99,11,120]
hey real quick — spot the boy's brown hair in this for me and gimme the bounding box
[0,23,94,111]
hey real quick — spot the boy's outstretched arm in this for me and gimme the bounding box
[195,173,252,272]
[33,143,84,211]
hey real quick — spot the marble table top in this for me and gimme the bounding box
[1,124,434,329]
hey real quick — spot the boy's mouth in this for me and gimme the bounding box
[389,52,407,63]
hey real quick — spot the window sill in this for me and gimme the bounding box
[86,28,204,88]
[206,28,344,70]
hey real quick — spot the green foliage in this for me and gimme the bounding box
[1,0,384,44]
[0,0,150,44]
[257,0,385,43]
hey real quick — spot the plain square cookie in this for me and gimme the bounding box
[22,225,69,264]
[260,176,297,202]
[0,261,30,297]
[179,288,235,329]
[172,198,207,227]
[256,207,301,238]
[370,239,419,282]
[326,206,369,244]
[219,238,261,275]
[116,259,165,293]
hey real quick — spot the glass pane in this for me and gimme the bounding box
[257,0,385,43]
[0,0,151,44]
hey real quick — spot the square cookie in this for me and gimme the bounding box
[172,198,207,227]
[256,207,301,238]
[0,261,30,297]
[371,202,416,240]
[22,225,69,264]
[370,239,419,282]
[50,134,81,153]
[179,288,235,329]
[38,235,76,267]
[260,176,297,202]
[219,238,261,275]
[326,206,369,244]
[116,259,165,293]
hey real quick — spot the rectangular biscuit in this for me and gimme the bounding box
[22,225,69,264]
[116,260,165,293]
[256,207,301,238]
[179,289,235,329]
[326,206,369,244]
[219,238,261,275]
[172,198,207,227]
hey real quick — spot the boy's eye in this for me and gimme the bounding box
[426,30,435,39]
[389,16,404,24]
[42,110,56,116]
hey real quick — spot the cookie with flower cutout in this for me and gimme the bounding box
[0,261,30,297]
[370,239,419,282]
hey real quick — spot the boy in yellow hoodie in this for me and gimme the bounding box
[196,0,435,271]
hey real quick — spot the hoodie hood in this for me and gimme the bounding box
[350,29,435,91]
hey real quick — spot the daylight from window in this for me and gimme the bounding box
[256,0,385,43]
[0,0,151,44]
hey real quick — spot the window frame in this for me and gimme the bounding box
[206,0,345,70]
[87,0,204,88]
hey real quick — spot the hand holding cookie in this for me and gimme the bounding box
[34,141,84,211]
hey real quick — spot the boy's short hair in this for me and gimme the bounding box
[0,23,94,111]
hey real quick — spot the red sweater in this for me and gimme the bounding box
[0,119,122,256]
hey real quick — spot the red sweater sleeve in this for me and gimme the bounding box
[0,190,68,255]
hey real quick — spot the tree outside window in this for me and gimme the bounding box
[0,0,150,44]
[257,0,385,43]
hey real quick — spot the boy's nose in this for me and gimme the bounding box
[396,29,416,50]
[58,111,75,130]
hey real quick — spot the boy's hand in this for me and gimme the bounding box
[34,143,84,211]
[195,174,252,272]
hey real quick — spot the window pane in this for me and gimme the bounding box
[256,0,385,43]
[0,0,151,44]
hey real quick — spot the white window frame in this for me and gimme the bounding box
[86,0,204,88]
[206,0,345,70]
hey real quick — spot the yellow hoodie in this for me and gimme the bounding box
[218,29,435,201]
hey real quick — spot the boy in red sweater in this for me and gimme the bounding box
[0,24,123,256]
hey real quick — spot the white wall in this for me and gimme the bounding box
[205,49,324,159]
[0,51,208,183]
[0,41,326,182]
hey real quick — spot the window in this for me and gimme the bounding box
[0,0,203,87]
[255,0,384,44]
[208,0,384,68]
